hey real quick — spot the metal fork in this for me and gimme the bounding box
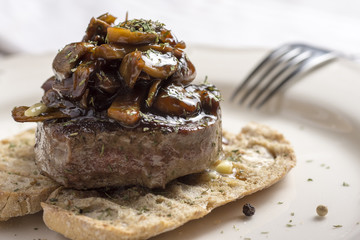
[231,43,338,109]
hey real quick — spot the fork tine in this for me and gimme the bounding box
[254,52,337,109]
[247,49,312,108]
[239,47,303,104]
[230,44,292,101]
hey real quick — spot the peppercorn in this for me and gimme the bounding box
[243,203,255,216]
[316,205,328,217]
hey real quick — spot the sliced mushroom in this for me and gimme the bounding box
[72,61,96,99]
[159,29,185,48]
[52,61,95,100]
[145,79,162,108]
[141,50,178,79]
[52,77,74,99]
[170,53,196,84]
[93,44,127,60]
[12,106,69,122]
[193,84,221,115]
[41,76,55,92]
[94,68,122,94]
[97,13,116,25]
[79,89,90,109]
[119,51,145,89]
[107,27,158,44]
[52,42,94,80]
[152,84,200,116]
[83,17,111,43]
[107,86,146,127]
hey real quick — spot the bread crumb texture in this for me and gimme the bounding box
[0,129,59,221]
[41,122,296,240]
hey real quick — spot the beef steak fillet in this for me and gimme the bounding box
[34,113,221,189]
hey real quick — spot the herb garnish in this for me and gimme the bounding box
[117,19,165,34]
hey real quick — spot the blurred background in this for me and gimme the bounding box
[0,0,360,56]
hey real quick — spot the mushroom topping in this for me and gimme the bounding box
[52,42,94,80]
[13,13,221,128]
[153,84,201,117]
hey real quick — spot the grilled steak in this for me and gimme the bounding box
[35,114,221,189]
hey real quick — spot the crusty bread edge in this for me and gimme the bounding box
[0,129,59,221]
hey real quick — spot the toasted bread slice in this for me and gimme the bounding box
[0,129,59,221]
[41,123,296,240]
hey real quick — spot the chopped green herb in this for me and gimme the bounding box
[277,202,284,205]
[8,143,16,149]
[203,75,209,84]
[100,144,105,156]
[108,165,113,172]
[117,19,165,34]
[13,188,19,192]
[65,51,72,59]
[291,212,295,216]
[137,206,150,214]
[78,79,86,86]
[69,132,78,137]
[63,121,73,126]
[286,224,295,227]
[333,225,343,228]
[69,54,79,63]
[49,198,58,202]
[90,97,95,107]
[342,182,350,187]
[306,160,313,163]
[261,232,269,234]
[33,227,39,230]
[307,178,313,182]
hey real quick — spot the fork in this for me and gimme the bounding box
[231,43,338,109]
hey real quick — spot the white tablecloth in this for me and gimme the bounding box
[0,0,360,56]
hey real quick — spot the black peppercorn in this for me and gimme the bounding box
[243,203,255,216]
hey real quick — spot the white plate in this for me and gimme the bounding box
[0,46,360,240]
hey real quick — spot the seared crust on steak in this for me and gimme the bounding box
[35,113,222,189]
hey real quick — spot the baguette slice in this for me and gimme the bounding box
[42,123,296,240]
[0,129,59,221]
